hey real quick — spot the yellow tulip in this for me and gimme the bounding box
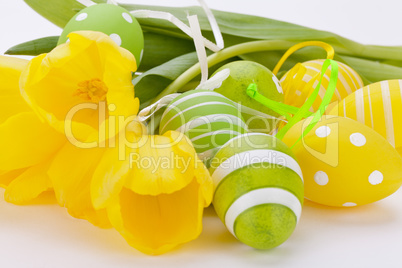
[91,131,214,255]
[19,31,139,144]
[25,31,139,226]
[2,32,140,227]
[0,55,65,203]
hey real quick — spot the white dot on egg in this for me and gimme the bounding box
[350,133,366,147]
[314,171,329,185]
[315,126,331,138]
[122,12,133,23]
[75,13,88,21]
[109,34,122,46]
[369,170,384,185]
[66,38,70,44]
[342,202,357,207]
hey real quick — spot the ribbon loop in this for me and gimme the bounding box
[273,41,335,76]
[276,59,339,144]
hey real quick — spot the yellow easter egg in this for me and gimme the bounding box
[329,80,402,156]
[282,116,402,207]
[280,60,364,111]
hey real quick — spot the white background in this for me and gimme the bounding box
[1,1,402,267]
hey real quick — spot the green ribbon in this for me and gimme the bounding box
[246,58,339,146]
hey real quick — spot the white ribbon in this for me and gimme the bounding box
[131,9,221,53]
[106,0,118,5]
[196,68,230,91]
[188,15,209,85]
[138,93,181,122]
[76,0,225,53]
[197,0,224,50]
[75,0,96,7]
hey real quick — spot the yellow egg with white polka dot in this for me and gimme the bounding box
[280,60,364,111]
[282,116,402,207]
[329,80,402,156]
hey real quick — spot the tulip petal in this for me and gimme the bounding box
[108,179,205,255]
[0,169,27,188]
[91,146,129,210]
[0,56,31,124]
[0,112,65,170]
[194,159,214,206]
[49,142,111,228]
[0,55,29,96]
[123,132,198,196]
[4,159,53,204]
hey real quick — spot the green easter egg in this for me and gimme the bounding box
[160,90,248,165]
[212,61,284,133]
[58,4,144,66]
[210,133,304,249]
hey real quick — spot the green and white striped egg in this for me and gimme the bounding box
[159,90,248,165]
[209,133,304,249]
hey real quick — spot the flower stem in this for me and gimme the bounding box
[152,40,296,102]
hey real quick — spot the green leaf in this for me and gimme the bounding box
[134,52,199,107]
[239,46,328,74]
[122,3,402,62]
[135,51,240,107]
[5,36,59,56]
[138,32,194,72]
[23,0,106,28]
[339,55,402,84]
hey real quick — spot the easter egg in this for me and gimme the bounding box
[328,80,402,156]
[282,116,402,207]
[210,133,304,249]
[212,61,284,133]
[280,59,363,111]
[58,4,144,65]
[159,89,248,165]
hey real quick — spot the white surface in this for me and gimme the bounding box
[1,0,402,267]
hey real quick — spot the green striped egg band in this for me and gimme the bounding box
[160,90,278,134]
[159,90,248,161]
[160,91,236,133]
[210,133,303,238]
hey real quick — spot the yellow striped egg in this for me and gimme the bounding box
[329,80,402,156]
[282,116,402,207]
[280,60,364,111]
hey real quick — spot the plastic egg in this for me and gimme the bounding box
[280,60,363,111]
[212,61,284,133]
[58,4,144,65]
[282,116,402,207]
[329,80,402,156]
[159,90,248,165]
[210,133,304,249]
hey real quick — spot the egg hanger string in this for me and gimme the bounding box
[272,41,335,75]
[244,42,338,143]
[245,41,336,122]
[273,42,338,144]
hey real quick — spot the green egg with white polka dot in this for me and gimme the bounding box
[159,89,248,166]
[209,133,304,249]
[58,4,144,66]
